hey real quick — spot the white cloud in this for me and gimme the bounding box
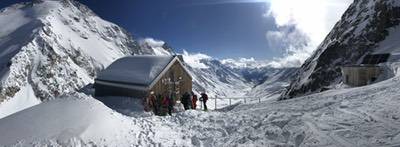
[268,51,311,68]
[182,50,212,69]
[266,22,311,55]
[139,38,165,47]
[266,0,353,67]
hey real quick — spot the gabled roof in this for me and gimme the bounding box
[95,55,191,90]
[361,53,390,64]
[97,55,174,86]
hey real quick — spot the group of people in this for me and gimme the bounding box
[144,91,209,116]
[145,91,175,116]
[180,92,208,111]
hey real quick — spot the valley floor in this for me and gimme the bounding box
[1,71,400,146]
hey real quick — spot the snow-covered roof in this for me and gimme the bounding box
[96,55,175,86]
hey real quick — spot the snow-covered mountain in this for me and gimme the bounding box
[138,38,175,56]
[0,0,148,118]
[181,51,297,98]
[183,52,253,98]
[283,0,400,99]
[246,68,297,99]
[221,57,271,69]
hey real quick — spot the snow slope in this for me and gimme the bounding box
[246,68,297,100]
[0,84,40,118]
[2,63,400,146]
[0,93,153,146]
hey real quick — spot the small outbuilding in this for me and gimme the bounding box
[341,53,390,87]
[94,55,192,100]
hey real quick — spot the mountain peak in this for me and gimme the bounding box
[0,0,141,108]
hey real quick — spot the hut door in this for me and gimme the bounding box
[169,72,176,99]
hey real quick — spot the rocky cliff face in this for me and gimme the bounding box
[282,0,400,99]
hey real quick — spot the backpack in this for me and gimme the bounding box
[201,93,208,101]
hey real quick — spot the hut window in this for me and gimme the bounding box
[345,75,349,83]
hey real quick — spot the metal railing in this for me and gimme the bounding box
[206,97,263,110]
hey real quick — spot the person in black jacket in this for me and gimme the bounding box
[200,92,208,111]
[182,92,191,110]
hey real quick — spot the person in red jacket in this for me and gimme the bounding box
[200,92,208,111]
[191,92,198,109]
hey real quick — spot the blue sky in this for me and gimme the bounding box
[0,0,352,66]
[0,0,282,60]
[78,0,280,60]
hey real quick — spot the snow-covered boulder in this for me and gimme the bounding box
[0,93,143,146]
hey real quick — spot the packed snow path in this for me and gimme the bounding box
[2,73,400,146]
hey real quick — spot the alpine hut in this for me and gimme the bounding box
[341,53,390,87]
[94,55,192,100]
